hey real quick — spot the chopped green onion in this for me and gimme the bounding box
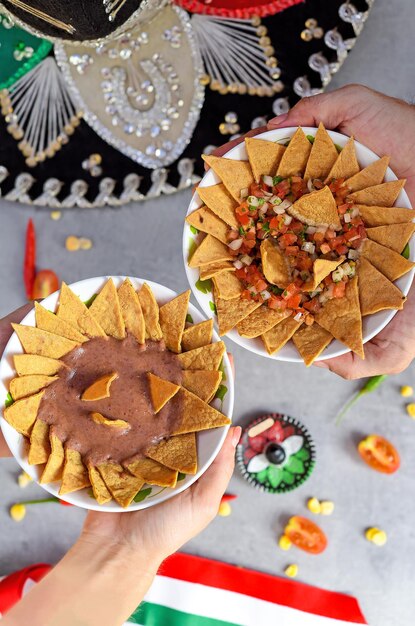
[190,225,199,235]
[402,243,410,259]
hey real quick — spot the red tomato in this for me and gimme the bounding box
[32,270,59,300]
[284,245,299,256]
[286,294,302,309]
[332,282,346,298]
[285,516,327,554]
[255,279,268,292]
[358,435,400,474]
[237,213,250,227]
[279,233,297,248]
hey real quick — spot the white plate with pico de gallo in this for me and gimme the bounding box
[183,127,415,362]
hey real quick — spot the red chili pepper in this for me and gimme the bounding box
[58,499,73,507]
[220,493,237,503]
[23,219,36,300]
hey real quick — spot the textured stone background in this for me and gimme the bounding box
[1,0,415,623]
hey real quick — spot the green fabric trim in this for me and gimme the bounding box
[129,601,240,626]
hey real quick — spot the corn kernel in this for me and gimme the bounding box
[320,500,335,516]
[285,564,298,578]
[79,237,93,250]
[406,403,415,418]
[10,504,26,522]
[400,385,413,397]
[218,501,232,517]
[365,527,377,542]
[365,527,387,546]
[17,471,33,488]
[50,211,61,221]
[307,497,321,514]
[278,535,292,551]
[66,236,80,251]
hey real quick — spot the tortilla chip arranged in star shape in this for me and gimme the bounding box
[186,207,229,244]
[4,279,231,508]
[187,123,414,364]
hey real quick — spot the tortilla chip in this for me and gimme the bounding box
[181,370,222,402]
[245,137,286,181]
[146,432,198,474]
[147,373,180,413]
[88,463,112,505]
[237,306,290,338]
[14,354,64,377]
[356,204,414,227]
[40,432,65,483]
[292,323,333,366]
[12,324,79,359]
[186,207,229,244]
[118,278,145,344]
[202,154,254,202]
[366,223,415,253]
[260,239,291,287]
[215,293,262,335]
[197,184,239,229]
[81,372,117,401]
[361,239,415,281]
[177,341,225,370]
[3,390,45,436]
[345,156,389,193]
[172,388,230,435]
[348,180,405,207]
[59,448,90,495]
[315,276,364,358]
[125,458,178,488]
[325,137,360,182]
[277,128,312,177]
[261,317,303,355]
[97,462,144,508]
[288,186,341,229]
[28,418,50,465]
[212,271,243,300]
[159,290,190,353]
[182,319,213,351]
[34,302,87,344]
[199,261,235,281]
[89,279,125,340]
[304,123,338,181]
[90,412,130,429]
[137,283,163,341]
[189,235,233,268]
[304,256,345,292]
[57,282,106,338]
[358,257,405,315]
[9,374,58,401]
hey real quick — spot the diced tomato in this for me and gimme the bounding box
[241,289,253,300]
[285,516,327,554]
[269,216,281,230]
[290,221,305,234]
[358,435,400,474]
[333,282,346,298]
[255,279,268,292]
[313,231,325,244]
[227,230,239,242]
[324,275,333,287]
[320,243,331,254]
[330,235,346,249]
[279,233,297,248]
[32,270,59,300]
[296,255,313,271]
[313,179,324,190]
[235,268,246,280]
[286,294,302,309]
[285,245,299,256]
[268,296,287,310]
[249,183,267,198]
[282,283,300,300]
[275,180,291,197]
[325,229,336,240]
[244,239,256,250]
[337,203,349,215]
[237,213,250,227]
[303,298,321,313]
[335,244,349,255]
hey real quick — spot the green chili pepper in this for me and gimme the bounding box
[335,374,387,425]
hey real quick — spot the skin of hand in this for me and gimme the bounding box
[0,306,241,625]
[210,85,415,379]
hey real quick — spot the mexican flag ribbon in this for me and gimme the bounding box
[0,554,367,625]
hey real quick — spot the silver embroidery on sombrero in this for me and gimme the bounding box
[55,3,205,169]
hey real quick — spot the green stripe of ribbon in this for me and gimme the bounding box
[128,601,240,626]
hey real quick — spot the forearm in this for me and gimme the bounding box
[3,537,161,626]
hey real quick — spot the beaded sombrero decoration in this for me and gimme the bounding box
[0,0,375,207]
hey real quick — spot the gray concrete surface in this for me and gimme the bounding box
[1,0,415,623]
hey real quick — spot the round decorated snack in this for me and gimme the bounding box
[236,413,315,493]
[184,126,415,364]
[0,277,233,512]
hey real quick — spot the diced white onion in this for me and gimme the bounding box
[332,268,344,282]
[294,312,303,322]
[270,196,282,206]
[349,235,360,241]
[344,213,351,223]
[240,188,249,199]
[306,226,317,234]
[262,175,273,187]
[279,199,293,210]
[263,190,273,197]
[233,260,243,269]
[316,226,328,233]
[341,262,352,276]
[351,208,360,218]
[348,249,359,260]
[261,290,271,301]
[307,179,315,192]
[319,293,329,304]
[302,242,315,254]
[273,206,285,215]
[240,254,254,266]
[259,202,269,215]
[284,215,293,225]
[310,287,322,298]
[250,286,258,295]
[228,238,243,250]
[247,195,259,207]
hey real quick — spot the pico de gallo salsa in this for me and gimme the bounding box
[226,175,367,324]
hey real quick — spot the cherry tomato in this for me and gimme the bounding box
[32,270,59,300]
[358,435,400,474]
[284,516,327,554]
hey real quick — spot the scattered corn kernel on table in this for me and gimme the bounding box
[1,0,415,623]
